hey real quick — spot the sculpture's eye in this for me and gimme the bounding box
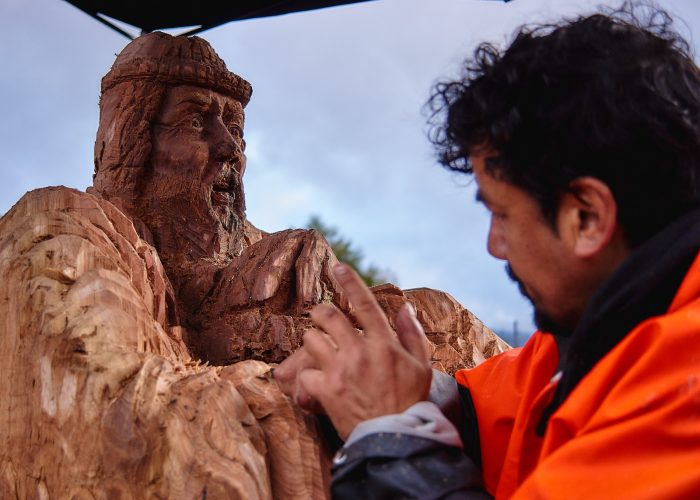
[191,116,204,130]
[229,125,242,139]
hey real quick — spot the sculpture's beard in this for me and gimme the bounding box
[505,263,573,337]
[134,160,246,263]
[210,160,245,235]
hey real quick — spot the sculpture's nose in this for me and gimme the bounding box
[211,118,238,163]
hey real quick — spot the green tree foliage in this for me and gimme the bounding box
[306,215,393,287]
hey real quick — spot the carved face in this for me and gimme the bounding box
[151,84,247,231]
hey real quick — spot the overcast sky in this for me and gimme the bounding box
[2,0,699,339]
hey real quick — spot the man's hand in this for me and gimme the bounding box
[274,346,323,412]
[297,264,432,439]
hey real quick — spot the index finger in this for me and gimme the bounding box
[333,264,393,337]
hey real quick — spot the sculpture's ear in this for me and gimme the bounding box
[94,89,123,178]
[94,82,166,184]
[557,177,619,259]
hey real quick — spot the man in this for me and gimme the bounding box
[277,5,700,497]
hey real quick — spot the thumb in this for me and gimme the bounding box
[297,368,328,406]
[274,347,316,398]
[395,303,431,362]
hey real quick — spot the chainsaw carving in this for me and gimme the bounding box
[0,32,507,499]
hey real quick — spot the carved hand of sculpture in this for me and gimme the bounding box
[217,228,348,313]
[191,228,350,364]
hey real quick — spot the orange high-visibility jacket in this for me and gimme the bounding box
[456,256,700,499]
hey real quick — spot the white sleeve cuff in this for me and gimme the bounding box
[344,401,463,450]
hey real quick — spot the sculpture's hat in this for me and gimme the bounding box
[101,32,252,106]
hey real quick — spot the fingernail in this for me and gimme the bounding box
[333,264,349,277]
[403,302,417,317]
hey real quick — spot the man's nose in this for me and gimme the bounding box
[210,118,238,162]
[487,219,507,260]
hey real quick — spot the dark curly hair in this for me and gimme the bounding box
[427,1,700,247]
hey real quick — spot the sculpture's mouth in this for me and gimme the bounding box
[210,160,243,232]
[211,161,241,206]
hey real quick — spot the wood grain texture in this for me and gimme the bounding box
[0,187,322,499]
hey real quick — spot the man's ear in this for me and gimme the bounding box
[558,177,618,259]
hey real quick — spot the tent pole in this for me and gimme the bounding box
[90,12,136,40]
